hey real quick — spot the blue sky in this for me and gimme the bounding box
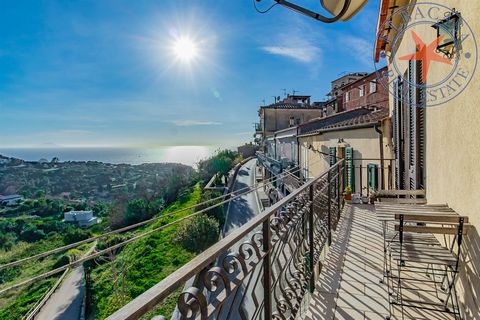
[0,0,380,148]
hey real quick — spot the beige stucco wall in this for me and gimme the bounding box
[386,1,480,317]
[298,126,391,194]
[261,108,322,137]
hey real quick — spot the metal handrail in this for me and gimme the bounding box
[108,160,345,320]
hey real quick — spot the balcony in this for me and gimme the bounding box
[255,122,263,133]
[107,160,476,320]
[108,161,345,320]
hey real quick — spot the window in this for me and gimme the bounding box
[359,86,364,97]
[345,91,350,102]
[329,147,336,166]
[369,81,377,93]
[289,116,295,127]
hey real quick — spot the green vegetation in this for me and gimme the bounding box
[174,214,219,252]
[0,149,237,319]
[197,149,241,185]
[89,185,203,319]
[0,277,57,320]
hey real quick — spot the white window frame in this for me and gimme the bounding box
[359,86,364,97]
[345,91,350,102]
[370,81,377,93]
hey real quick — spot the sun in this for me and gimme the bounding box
[173,36,198,62]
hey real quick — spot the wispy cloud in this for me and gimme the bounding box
[261,45,319,63]
[171,120,222,127]
[260,19,323,64]
[342,36,374,67]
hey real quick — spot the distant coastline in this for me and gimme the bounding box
[0,146,218,167]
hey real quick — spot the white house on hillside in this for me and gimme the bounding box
[64,210,98,228]
[0,195,22,206]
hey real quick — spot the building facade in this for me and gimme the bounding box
[0,194,22,206]
[342,67,389,112]
[64,210,98,228]
[297,108,390,190]
[375,1,480,318]
[256,95,322,139]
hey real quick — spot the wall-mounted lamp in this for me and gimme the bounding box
[256,0,368,23]
[432,9,462,59]
[337,138,349,148]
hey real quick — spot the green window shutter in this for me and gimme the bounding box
[367,163,378,190]
[329,147,336,166]
[345,147,355,192]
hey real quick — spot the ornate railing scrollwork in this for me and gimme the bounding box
[107,160,345,320]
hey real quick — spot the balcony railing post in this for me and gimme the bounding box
[262,219,272,320]
[308,184,315,293]
[327,169,332,246]
[337,163,341,221]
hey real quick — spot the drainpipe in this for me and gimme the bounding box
[374,122,385,190]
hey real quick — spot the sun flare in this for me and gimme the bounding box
[173,36,198,62]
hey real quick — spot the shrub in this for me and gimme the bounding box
[20,225,45,242]
[174,214,219,253]
[63,228,91,245]
[53,254,70,269]
[0,232,16,251]
[197,190,225,227]
[0,267,20,284]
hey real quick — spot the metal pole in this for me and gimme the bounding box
[359,164,362,196]
[327,170,332,246]
[262,220,272,320]
[337,164,341,221]
[309,185,315,293]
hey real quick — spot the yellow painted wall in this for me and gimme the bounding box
[298,126,391,193]
[386,1,480,317]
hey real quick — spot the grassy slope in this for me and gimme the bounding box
[0,232,101,319]
[91,185,202,319]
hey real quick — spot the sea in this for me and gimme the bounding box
[0,146,220,168]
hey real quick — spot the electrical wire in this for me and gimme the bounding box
[0,158,332,294]
[252,0,278,14]
[0,151,337,297]
[0,156,322,271]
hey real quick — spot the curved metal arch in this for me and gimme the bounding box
[273,0,352,23]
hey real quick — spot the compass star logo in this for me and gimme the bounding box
[399,31,452,82]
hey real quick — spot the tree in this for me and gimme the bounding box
[108,195,128,229]
[174,214,219,252]
[0,232,16,251]
[20,225,45,242]
[125,199,150,225]
[63,227,91,245]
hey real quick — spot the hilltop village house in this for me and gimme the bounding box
[255,95,323,140]
[374,0,480,318]
[323,72,368,116]
[256,67,390,197]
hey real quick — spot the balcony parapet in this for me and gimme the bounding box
[107,160,345,320]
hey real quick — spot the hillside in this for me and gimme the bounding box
[0,155,195,202]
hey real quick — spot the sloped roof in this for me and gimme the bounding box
[260,102,321,109]
[298,107,389,136]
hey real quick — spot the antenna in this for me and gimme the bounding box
[281,89,287,98]
[272,96,278,103]
[292,89,299,96]
[261,98,266,106]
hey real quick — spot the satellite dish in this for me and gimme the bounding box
[321,0,368,21]
[271,0,368,23]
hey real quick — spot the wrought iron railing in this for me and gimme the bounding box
[107,160,345,320]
